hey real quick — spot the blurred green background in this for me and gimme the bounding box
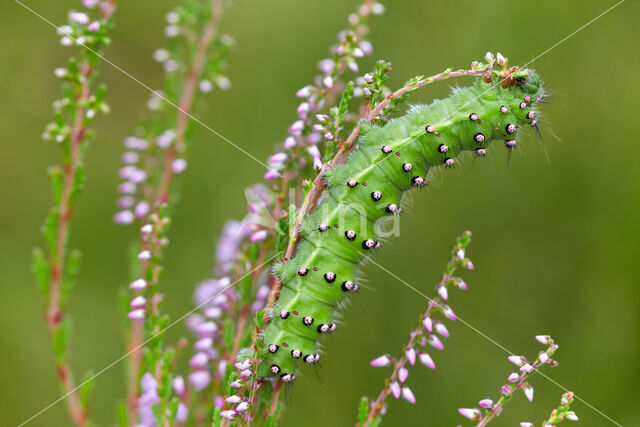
[1,0,639,425]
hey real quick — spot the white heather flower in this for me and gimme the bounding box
[220,34,234,46]
[429,334,444,350]
[360,40,373,55]
[54,68,67,78]
[128,308,145,319]
[140,224,153,234]
[130,296,147,308]
[422,316,433,332]
[225,395,241,404]
[236,401,249,412]
[317,58,333,75]
[138,250,151,260]
[322,75,334,88]
[539,352,550,363]
[520,423,535,427]
[60,36,73,46]
[164,60,179,72]
[220,410,235,420]
[435,322,449,338]
[372,2,386,15]
[156,130,175,148]
[457,248,465,259]
[523,384,534,402]
[283,136,296,149]
[57,25,73,36]
[353,47,364,58]
[216,76,231,90]
[129,278,147,290]
[419,352,435,369]
[172,159,187,174]
[153,49,170,62]
[536,335,551,345]
[405,348,416,365]
[398,367,408,383]
[401,387,416,404]
[485,51,495,63]
[478,398,493,408]
[520,363,534,373]
[296,86,312,98]
[166,11,179,24]
[147,97,161,111]
[389,381,401,398]
[164,25,180,37]
[69,12,89,24]
[496,52,507,66]
[199,79,213,93]
[458,408,481,420]
[348,13,358,26]
[370,355,391,367]
[508,355,525,366]
[566,411,578,421]
[437,285,448,300]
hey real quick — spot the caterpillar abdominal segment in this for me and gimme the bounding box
[259,68,545,380]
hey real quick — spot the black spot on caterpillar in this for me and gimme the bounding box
[258,69,545,379]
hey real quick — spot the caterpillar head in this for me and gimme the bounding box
[513,69,544,101]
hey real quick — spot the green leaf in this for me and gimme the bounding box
[68,164,85,207]
[54,316,72,364]
[32,247,51,303]
[79,369,96,406]
[357,397,370,424]
[254,310,265,329]
[239,274,253,305]
[116,401,128,427]
[42,207,60,256]
[48,166,64,204]
[211,407,222,426]
[61,249,81,304]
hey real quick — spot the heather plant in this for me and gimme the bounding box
[28,1,602,426]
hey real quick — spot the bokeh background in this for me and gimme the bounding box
[1,0,639,425]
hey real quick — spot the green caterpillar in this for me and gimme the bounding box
[258,67,545,380]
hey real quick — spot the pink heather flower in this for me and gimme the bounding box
[129,278,147,291]
[289,120,304,135]
[389,381,401,398]
[173,375,185,395]
[199,80,213,93]
[501,385,512,395]
[523,384,534,402]
[218,360,227,378]
[458,408,481,420]
[455,279,468,290]
[478,398,493,408]
[88,21,100,32]
[124,136,148,150]
[69,12,89,24]
[429,334,444,351]
[250,230,268,242]
[307,132,321,144]
[118,181,136,194]
[322,76,334,88]
[422,316,433,332]
[269,152,288,163]
[283,136,296,149]
[140,224,153,234]
[508,355,525,366]
[122,151,139,164]
[508,372,520,382]
[296,86,312,98]
[398,367,408,383]
[240,369,252,377]
[172,158,187,174]
[296,102,310,119]
[190,352,208,369]
[419,352,435,369]
[113,210,134,224]
[129,169,147,184]
[370,355,391,367]
[118,196,135,208]
[317,58,333,74]
[443,305,457,321]
[229,380,243,388]
[138,250,151,260]
[225,395,241,404]
[520,423,535,427]
[220,410,235,420]
[130,296,146,308]
[175,403,188,423]
[435,322,449,338]
[214,395,224,408]
[194,337,213,351]
[189,371,210,391]
[520,364,534,373]
[536,335,551,345]
[264,169,280,180]
[134,201,150,218]
[401,387,416,404]
[539,352,550,364]
[205,306,222,319]
[197,321,218,335]
[128,308,145,319]
[437,285,448,300]
[347,60,359,73]
[360,40,373,55]
[464,260,475,270]
[405,348,416,365]
[236,401,249,412]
